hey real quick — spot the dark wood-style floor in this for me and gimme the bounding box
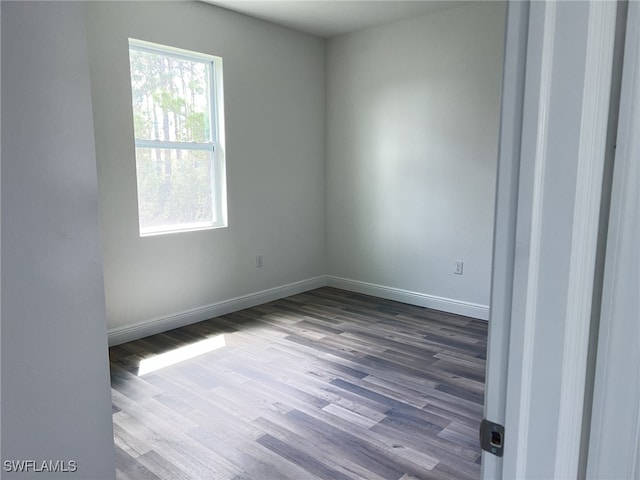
[110,287,487,480]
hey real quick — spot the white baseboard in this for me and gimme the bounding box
[107,276,327,346]
[326,276,490,320]
[108,275,489,346]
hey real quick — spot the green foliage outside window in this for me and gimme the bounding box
[129,45,217,234]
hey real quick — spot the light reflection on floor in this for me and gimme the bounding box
[137,334,226,376]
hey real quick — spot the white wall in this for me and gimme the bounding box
[1,2,115,478]
[326,2,505,315]
[86,2,326,336]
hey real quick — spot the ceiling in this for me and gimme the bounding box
[201,0,473,38]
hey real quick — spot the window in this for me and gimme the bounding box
[128,39,226,236]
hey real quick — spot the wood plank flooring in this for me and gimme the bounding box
[110,287,487,480]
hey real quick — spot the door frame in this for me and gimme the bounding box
[483,1,618,477]
[587,2,640,477]
[481,2,528,477]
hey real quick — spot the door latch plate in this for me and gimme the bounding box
[480,419,505,457]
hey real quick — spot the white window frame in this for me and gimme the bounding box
[128,38,227,236]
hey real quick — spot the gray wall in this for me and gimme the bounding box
[326,2,505,309]
[86,2,326,332]
[1,2,115,478]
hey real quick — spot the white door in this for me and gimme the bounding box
[483,1,618,478]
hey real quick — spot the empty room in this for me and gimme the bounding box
[5,1,505,478]
[93,1,502,478]
[6,0,635,479]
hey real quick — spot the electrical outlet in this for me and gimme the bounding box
[454,261,464,275]
[256,254,263,268]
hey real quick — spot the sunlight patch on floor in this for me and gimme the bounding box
[137,334,226,375]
